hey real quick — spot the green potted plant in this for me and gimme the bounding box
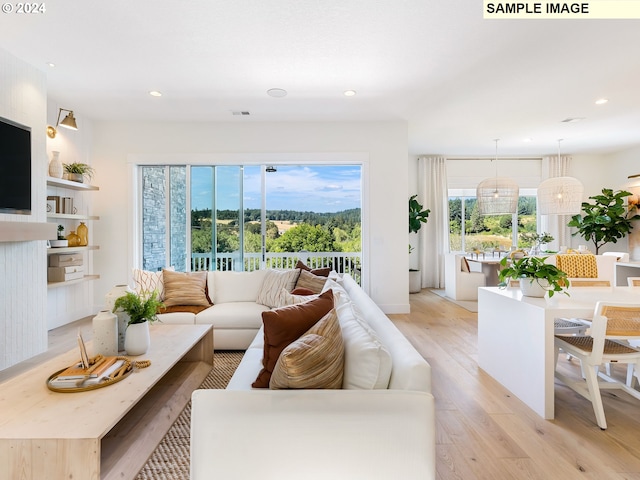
[567,188,640,254]
[112,290,163,355]
[50,224,68,247]
[520,231,554,255]
[409,195,430,293]
[498,256,569,298]
[63,162,95,183]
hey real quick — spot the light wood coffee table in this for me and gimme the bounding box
[0,324,213,480]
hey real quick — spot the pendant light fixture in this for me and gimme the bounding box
[537,140,584,215]
[476,139,519,216]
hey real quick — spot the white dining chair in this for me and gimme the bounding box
[554,302,640,429]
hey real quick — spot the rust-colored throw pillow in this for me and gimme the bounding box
[291,287,315,295]
[270,308,344,389]
[295,260,331,277]
[252,289,334,388]
[295,269,328,294]
[162,270,211,307]
[157,304,209,315]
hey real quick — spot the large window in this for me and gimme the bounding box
[140,164,362,279]
[448,190,537,252]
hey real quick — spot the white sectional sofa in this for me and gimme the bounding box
[156,269,272,350]
[188,272,436,480]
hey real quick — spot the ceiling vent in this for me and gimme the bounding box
[232,111,250,116]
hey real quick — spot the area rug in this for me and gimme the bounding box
[430,289,478,313]
[135,350,244,480]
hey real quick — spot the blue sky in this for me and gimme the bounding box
[191,165,361,213]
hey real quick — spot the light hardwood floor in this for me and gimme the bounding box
[3,292,640,479]
[389,289,640,480]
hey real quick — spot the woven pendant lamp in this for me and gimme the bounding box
[538,140,584,215]
[476,140,519,215]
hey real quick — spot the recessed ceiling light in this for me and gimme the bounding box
[344,90,357,97]
[561,117,585,123]
[523,137,532,143]
[149,91,162,97]
[595,98,608,105]
[267,88,287,98]
[47,62,55,68]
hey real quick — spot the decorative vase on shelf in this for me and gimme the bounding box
[77,222,88,246]
[105,284,134,352]
[92,310,118,356]
[125,321,151,356]
[66,230,80,247]
[48,151,63,178]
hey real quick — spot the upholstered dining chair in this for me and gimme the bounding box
[554,302,640,430]
[603,251,630,263]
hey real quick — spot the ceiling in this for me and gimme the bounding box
[2,0,639,157]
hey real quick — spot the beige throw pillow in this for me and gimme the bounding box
[162,270,210,307]
[256,269,300,308]
[295,269,328,294]
[270,308,344,389]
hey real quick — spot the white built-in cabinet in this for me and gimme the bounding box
[46,176,100,288]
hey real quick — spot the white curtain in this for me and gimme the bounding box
[417,157,449,288]
[539,155,573,250]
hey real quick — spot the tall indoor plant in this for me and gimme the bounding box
[409,195,430,293]
[567,188,640,254]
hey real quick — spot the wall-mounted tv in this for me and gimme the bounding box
[0,116,32,215]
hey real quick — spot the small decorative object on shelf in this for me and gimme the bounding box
[63,162,95,183]
[93,310,118,356]
[66,230,81,247]
[77,221,88,246]
[48,151,63,178]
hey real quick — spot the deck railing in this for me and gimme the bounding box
[191,251,361,283]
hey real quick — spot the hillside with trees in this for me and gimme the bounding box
[191,208,361,254]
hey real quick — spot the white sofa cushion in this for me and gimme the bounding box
[256,269,300,308]
[336,298,392,389]
[210,270,267,304]
[196,302,269,329]
[132,266,174,301]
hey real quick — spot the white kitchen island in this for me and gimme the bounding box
[477,286,640,419]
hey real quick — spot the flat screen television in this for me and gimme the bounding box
[0,116,32,215]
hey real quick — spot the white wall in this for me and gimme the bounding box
[91,121,410,313]
[0,48,48,370]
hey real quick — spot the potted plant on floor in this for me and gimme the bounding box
[498,256,569,298]
[63,162,95,183]
[409,194,430,293]
[568,188,640,254]
[112,290,163,355]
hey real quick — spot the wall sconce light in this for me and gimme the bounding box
[47,108,78,138]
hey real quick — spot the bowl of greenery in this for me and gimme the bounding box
[498,256,569,298]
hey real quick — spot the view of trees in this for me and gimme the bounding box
[449,197,538,251]
[191,208,361,254]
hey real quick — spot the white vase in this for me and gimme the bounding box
[520,278,548,298]
[125,321,150,356]
[48,151,63,178]
[92,310,118,356]
[105,284,133,352]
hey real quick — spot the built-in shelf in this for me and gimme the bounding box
[47,275,100,289]
[0,221,56,242]
[47,245,99,254]
[47,177,99,191]
[47,213,100,221]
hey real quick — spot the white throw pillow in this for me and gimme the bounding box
[335,299,392,389]
[212,270,267,304]
[256,269,300,308]
[133,266,174,301]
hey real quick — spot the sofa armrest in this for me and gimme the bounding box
[191,389,436,480]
